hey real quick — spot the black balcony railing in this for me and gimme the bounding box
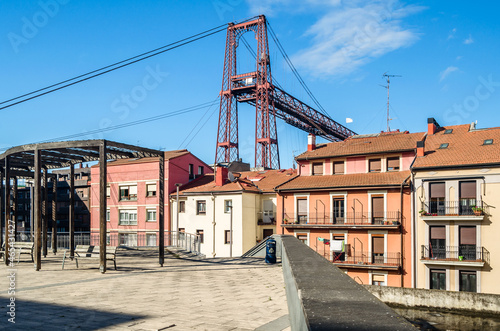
[323,250,401,267]
[283,211,401,226]
[421,245,490,264]
[421,200,485,217]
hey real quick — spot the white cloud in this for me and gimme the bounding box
[439,66,459,81]
[464,34,474,44]
[447,28,456,40]
[346,118,353,123]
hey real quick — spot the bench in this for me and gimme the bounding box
[62,245,117,270]
[1,241,34,262]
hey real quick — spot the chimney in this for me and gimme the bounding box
[427,118,440,135]
[307,133,316,151]
[215,166,228,186]
[417,141,425,157]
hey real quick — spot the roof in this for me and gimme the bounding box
[297,131,425,160]
[92,149,191,167]
[413,124,500,169]
[175,169,297,195]
[275,170,411,191]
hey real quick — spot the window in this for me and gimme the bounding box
[189,164,194,180]
[118,210,137,225]
[332,198,344,224]
[106,186,110,198]
[429,226,446,259]
[297,198,307,223]
[119,185,137,201]
[198,166,204,175]
[119,233,137,246]
[197,200,206,215]
[371,196,384,224]
[429,182,445,215]
[439,143,449,149]
[146,233,157,247]
[146,209,157,222]
[331,235,345,261]
[369,159,381,172]
[444,129,453,134]
[224,230,231,244]
[196,229,204,243]
[106,209,110,222]
[333,162,344,175]
[146,183,157,197]
[296,233,308,245]
[224,200,232,213]
[312,162,323,176]
[179,201,185,213]
[459,271,477,292]
[372,274,386,286]
[386,157,400,171]
[459,226,476,260]
[430,269,446,290]
[459,181,476,215]
[483,139,493,145]
[263,200,274,223]
[372,236,384,264]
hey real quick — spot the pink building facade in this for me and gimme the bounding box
[90,150,211,246]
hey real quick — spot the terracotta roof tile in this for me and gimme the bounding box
[297,131,425,160]
[276,170,411,191]
[413,124,500,168]
[93,149,192,167]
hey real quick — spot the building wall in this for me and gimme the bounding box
[414,167,500,294]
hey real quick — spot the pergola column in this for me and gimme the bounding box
[158,154,165,266]
[34,149,42,271]
[12,177,17,237]
[69,163,75,258]
[99,141,107,273]
[4,157,11,266]
[0,168,3,251]
[42,168,48,257]
[52,176,58,254]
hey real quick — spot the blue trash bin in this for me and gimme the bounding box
[265,238,277,264]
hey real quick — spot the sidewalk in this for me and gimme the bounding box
[0,248,289,330]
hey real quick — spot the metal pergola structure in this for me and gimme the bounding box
[0,140,165,273]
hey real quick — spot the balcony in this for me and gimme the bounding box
[420,245,490,267]
[257,211,276,225]
[323,251,401,270]
[282,212,401,229]
[420,201,486,221]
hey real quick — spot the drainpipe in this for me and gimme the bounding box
[211,193,216,258]
[400,175,410,288]
[281,193,285,235]
[411,171,416,288]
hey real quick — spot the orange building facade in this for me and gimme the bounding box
[276,132,424,287]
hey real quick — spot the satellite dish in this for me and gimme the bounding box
[228,172,236,182]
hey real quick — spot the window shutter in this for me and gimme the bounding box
[369,159,381,172]
[460,181,476,199]
[372,236,384,254]
[387,157,400,170]
[430,183,445,198]
[373,274,385,282]
[334,162,344,174]
[129,186,137,194]
[460,226,476,245]
[313,163,323,175]
[148,183,157,191]
[372,197,384,218]
[263,200,273,212]
[297,199,307,215]
[430,226,446,240]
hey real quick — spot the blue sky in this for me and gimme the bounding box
[1,0,499,169]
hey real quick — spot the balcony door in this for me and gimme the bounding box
[429,182,445,215]
[371,196,384,224]
[332,198,344,224]
[459,226,476,260]
[372,236,384,264]
[297,198,308,224]
[459,181,476,215]
[429,226,446,259]
[263,200,274,223]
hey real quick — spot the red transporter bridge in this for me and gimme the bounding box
[215,15,356,169]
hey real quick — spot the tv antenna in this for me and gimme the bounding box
[381,73,401,132]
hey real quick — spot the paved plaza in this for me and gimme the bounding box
[0,248,290,330]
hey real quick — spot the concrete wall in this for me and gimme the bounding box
[280,235,416,330]
[365,285,500,316]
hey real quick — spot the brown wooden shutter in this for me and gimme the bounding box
[387,157,400,171]
[460,181,476,199]
[297,199,307,216]
[372,197,384,218]
[430,226,445,240]
[369,159,381,172]
[373,274,385,282]
[460,226,476,245]
[312,162,323,175]
[372,236,384,254]
[334,162,344,174]
[430,183,445,198]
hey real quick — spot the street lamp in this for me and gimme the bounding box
[175,183,182,247]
